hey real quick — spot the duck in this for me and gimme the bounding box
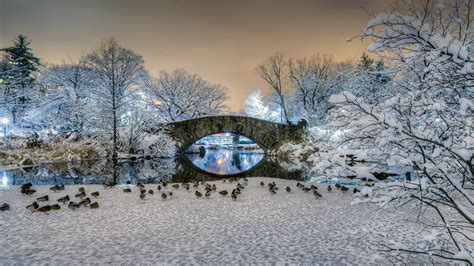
[24,189,36,195]
[296,182,304,189]
[68,201,81,210]
[335,183,342,189]
[36,205,51,213]
[148,189,154,195]
[205,190,211,198]
[237,183,244,190]
[286,186,291,193]
[91,191,100,198]
[231,191,237,201]
[57,195,70,204]
[211,184,217,191]
[269,187,277,195]
[139,188,146,200]
[219,190,228,196]
[157,185,162,191]
[193,181,199,188]
[26,202,39,212]
[314,191,322,198]
[234,187,241,195]
[50,185,60,192]
[89,202,99,209]
[75,191,87,198]
[78,187,85,193]
[21,182,33,189]
[172,184,180,189]
[340,186,349,192]
[0,203,10,211]
[79,197,91,206]
[302,187,312,193]
[57,184,65,191]
[123,188,132,193]
[195,191,203,198]
[327,185,332,192]
[137,182,145,188]
[21,183,33,193]
[161,192,167,200]
[160,181,168,188]
[260,181,265,187]
[103,181,116,188]
[353,188,361,193]
[311,185,318,191]
[37,195,49,202]
[182,183,190,190]
[50,204,61,210]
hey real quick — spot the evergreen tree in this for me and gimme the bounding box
[0,34,41,125]
[1,34,41,89]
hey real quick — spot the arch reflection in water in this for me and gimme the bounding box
[184,132,265,175]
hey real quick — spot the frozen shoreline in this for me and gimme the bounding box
[1,177,436,264]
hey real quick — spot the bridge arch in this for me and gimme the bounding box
[163,115,307,154]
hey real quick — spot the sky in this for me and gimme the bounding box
[0,0,386,111]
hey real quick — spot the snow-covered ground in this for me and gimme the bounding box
[1,177,435,264]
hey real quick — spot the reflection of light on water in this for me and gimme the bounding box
[186,149,264,175]
[1,172,8,188]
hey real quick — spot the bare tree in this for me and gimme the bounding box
[144,69,228,122]
[85,38,146,158]
[288,55,349,124]
[257,53,290,124]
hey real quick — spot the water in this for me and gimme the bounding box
[184,149,264,175]
[0,149,306,187]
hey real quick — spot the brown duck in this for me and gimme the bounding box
[219,190,228,196]
[91,191,100,198]
[37,205,51,213]
[75,191,86,198]
[57,195,70,204]
[37,195,49,202]
[26,202,39,212]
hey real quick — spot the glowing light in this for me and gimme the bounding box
[216,158,224,165]
[1,173,7,187]
[1,118,8,125]
[153,99,162,105]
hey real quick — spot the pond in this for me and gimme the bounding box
[0,151,306,187]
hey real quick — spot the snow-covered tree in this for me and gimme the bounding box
[244,89,280,122]
[144,69,228,122]
[313,0,473,263]
[85,38,146,158]
[288,55,350,125]
[28,59,95,132]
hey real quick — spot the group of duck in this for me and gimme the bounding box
[119,177,361,202]
[123,178,248,201]
[0,178,364,212]
[0,183,100,213]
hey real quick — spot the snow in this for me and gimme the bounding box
[0,177,435,264]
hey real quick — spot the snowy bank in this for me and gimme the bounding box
[0,177,442,264]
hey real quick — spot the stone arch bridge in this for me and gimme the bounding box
[160,115,307,154]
